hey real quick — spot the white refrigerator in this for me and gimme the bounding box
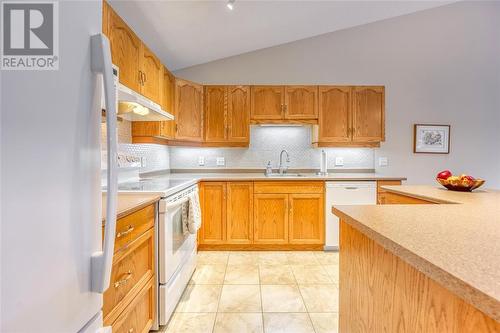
[1,2,118,332]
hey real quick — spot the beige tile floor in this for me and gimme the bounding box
[162,251,339,333]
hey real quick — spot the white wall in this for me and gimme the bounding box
[175,1,500,187]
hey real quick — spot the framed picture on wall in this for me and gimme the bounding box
[413,124,450,154]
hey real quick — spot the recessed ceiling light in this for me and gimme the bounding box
[227,0,235,10]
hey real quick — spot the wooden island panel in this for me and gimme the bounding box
[339,220,500,333]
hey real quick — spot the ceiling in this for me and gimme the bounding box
[109,1,452,71]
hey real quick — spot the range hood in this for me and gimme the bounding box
[117,83,174,122]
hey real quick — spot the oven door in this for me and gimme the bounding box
[159,196,196,284]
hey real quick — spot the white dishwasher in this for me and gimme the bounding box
[325,181,377,250]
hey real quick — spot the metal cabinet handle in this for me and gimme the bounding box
[114,270,133,288]
[116,225,135,238]
[128,329,134,333]
[143,72,147,83]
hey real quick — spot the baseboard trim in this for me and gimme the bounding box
[323,245,339,252]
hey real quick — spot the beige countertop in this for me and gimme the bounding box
[333,185,500,322]
[149,172,407,182]
[102,192,161,223]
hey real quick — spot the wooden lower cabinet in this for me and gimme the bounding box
[227,182,254,244]
[199,181,324,249]
[199,182,227,244]
[110,277,155,333]
[254,193,289,244]
[381,191,437,205]
[376,180,402,204]
[103,203,157,333]
[288,193,324,244]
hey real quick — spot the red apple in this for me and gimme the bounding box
[437,170,452,180]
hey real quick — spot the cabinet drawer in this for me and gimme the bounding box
[111,277,155,333]
[254,181,324,194]
[104,229,154,325]
[115,204,155,253]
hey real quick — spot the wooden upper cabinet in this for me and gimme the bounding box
[160,67,175,139]
[204,86,227,142]
[253,193,289,244]
[175,79,203,142]
[317,86,351,142]
[227,86,250,143]
[352,86,385,142]
[107,6,141,92]
[284,86,318,119]
[139,44,162,104]
[102,1,109,36]
[199,182,226,244]
[288,193,324,244]
[251,86,284,120]
[226,182,253,244]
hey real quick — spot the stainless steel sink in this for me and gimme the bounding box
[265,173,305,177]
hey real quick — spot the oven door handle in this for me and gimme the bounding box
[166,196,190,210]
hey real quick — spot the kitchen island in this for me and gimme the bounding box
[333,185,500,332]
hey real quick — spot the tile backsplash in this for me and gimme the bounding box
[169,126,374,170]
[103,124,374,179]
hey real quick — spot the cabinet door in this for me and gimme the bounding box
[227,86,250,143]
[175,79,204,141]
[140,44,163,104]
[288,194,324,244]
[226,182,253,244]
[250,86,284,120]
[199,182,226,244]
[285,86,318,119]
[253,194,288,244]
[318,86,351,142]
[160,67,175,139]
[204,86,227,142]
[352,86,385,142]
[102,1,109,36]
[108,8,141,92]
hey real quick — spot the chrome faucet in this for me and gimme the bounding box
[278,149,290,175]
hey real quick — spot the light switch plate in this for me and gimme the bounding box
[198,156,205,166]
[379,157,388,167]
[335,157,344,166]
[216,157,225,166]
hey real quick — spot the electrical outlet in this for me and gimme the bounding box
[379,157,388,167]
[216,157,225,166]
[335,157,344,166]
[198,156,205,166]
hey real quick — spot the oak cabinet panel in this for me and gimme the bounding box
[107,6,141,92]
[352,86,385,142]
[204,86,227,142]
[251,86,284,120]
[253,194,289,244]
[227,86,251,142]
[289,193,324,244]
[317,86,351,143]
[285,86,318,119]
[226,182,254,244]
[160,68,176,139]
[199,182,226,244]
[110,278,155,333]
[139,44,162,105]
[175,79,204,141]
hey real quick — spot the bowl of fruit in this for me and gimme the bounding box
[436,170,485,192]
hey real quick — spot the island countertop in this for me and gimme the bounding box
[333,185,500,322]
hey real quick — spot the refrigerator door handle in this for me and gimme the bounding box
[90,33,118,293]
